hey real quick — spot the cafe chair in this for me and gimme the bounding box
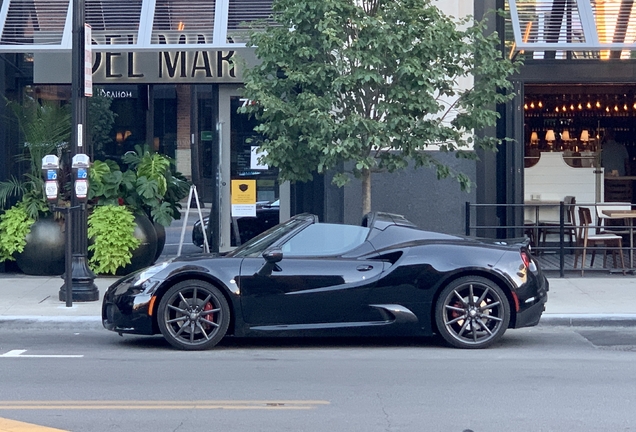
[538,196,577,251]
[574,207,626,276]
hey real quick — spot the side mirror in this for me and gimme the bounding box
[263,248,283,264]
[256,248,283,277]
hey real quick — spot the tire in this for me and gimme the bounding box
[434,276,510,349]
[157,280,230,350]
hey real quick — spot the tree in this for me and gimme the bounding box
[241,0,520,215]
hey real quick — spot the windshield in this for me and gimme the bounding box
[227,217,311,258]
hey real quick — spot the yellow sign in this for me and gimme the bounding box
[231,180,256,205]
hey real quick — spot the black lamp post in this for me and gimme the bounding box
[59,0,98,302]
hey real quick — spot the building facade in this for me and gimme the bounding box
[6,0,626,265]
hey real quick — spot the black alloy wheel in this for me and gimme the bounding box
[157,280,230,350]
[434,276,510,349]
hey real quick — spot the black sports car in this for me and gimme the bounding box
[192,200,280,247]
[103,212,548,350]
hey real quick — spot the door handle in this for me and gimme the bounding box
[356,265,373,271]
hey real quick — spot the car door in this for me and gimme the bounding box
[238,223,385,327]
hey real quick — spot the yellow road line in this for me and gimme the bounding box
[0,417,68,432]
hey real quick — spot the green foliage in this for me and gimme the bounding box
[8,99,71,172]
[0,99,71,218]
[88,89,117,159]
[88,205,140,275]
[0,204,35,262]
[242,0,520,211]
[89,145,189,226]
[88,159,126,205]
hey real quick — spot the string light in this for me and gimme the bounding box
[538,101,543,108]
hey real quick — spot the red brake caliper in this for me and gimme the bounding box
[203,302,215,330]
[450,301,463,323]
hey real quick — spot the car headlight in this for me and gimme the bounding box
[133,260,172,287]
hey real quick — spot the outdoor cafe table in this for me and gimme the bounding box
[601,209,636,269]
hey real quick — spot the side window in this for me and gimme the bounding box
[281,224,370,256]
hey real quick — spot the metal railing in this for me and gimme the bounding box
[465,201,633,278]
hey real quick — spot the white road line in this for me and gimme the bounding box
[0,350,83,358]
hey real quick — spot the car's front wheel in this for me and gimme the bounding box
[434,277,510,349]
[157,280,230,350]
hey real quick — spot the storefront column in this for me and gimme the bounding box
[475,0,507,238]
[175,84,192,179]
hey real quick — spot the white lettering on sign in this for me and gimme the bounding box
[98,89,134,98]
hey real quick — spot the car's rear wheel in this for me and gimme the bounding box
[157,280,230,350]
[435,277,510,349]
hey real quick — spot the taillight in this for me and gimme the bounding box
[520,251,531,269]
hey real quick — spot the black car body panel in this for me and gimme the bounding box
[103,212,548,349]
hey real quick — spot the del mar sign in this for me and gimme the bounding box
[33,47,257,84]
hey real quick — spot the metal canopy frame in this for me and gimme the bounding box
[509,0,636,51]
[0,0,273,52]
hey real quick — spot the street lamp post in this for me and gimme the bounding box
[59,0,98,302]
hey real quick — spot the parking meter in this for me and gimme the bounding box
[72,154,90,201]
[41,155,60,203]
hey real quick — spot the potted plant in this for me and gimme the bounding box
[0,99,71,274]
[87,145,190,274]
[1,97,189,276]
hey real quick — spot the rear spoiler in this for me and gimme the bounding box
[492,237,532,251]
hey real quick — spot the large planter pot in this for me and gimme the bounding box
[153,222,166,262]
[116,214,158,276]
[15,217,65,275]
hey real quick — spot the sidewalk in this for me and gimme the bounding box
[1,272,635,327]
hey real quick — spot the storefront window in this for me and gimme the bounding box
[230,96,279,204]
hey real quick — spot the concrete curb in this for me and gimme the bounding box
[540,314,636,327]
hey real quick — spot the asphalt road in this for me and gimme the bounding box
[1,325,636,432]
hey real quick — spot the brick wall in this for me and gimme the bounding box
[175,84,192,178]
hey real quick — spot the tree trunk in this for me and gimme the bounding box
[362,168,371,216]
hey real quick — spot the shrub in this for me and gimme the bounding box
[0,204,34,262]
[88,205,140,275]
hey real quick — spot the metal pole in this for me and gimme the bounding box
[59,0,98,302]
[65,208,73,307]
[559,201,565,278]
[465,202,471,236]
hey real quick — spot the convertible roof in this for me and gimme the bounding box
[0,0,275,52]
[362,212,417,231]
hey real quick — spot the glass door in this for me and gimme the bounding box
[218,87,284,252]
